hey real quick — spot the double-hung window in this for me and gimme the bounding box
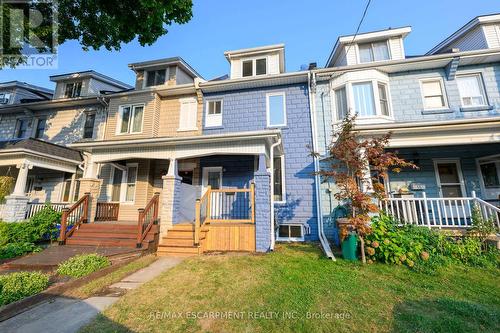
[65,82,82,98]
[352,82,376,116]
[118,104,144,134]
[145,69,166,87]
[378,83,389,116]
[456,74,487,107]
[358,41,390,63]
[421,79,447,110]
[15,119,29,138]
[34,118,46,139]
[267,92,286,127]
[242,58,267,77]
[205,100,222,127]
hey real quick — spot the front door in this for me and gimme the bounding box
[202,167,222,219]
[435,160,465,198]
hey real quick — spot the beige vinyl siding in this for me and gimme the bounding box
[27,168,65,203]
[388,37,405,60]
[105,92,157,140]
[135,70,145,90]
[157,94,202,137]
[483,24,500,48]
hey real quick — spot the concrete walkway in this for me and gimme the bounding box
[0,257,183,333]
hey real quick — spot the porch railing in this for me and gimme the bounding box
[59,193,90,244]
[95,202,120,221]
[379,191,500,230]
[25,202,67,219]
[137,193,160,247]
[194,184,255,245]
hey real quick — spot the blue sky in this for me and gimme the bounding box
[1,0,498,89]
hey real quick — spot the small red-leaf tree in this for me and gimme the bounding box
[316,114,417,263]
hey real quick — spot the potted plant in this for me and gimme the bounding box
[316,114,416,262]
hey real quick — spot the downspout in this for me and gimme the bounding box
[269,137,282,251]
[308,71,335,260]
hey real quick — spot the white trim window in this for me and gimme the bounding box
[433,159,465,198]
[65,81,82,98]
[273,155,285,202]
[117,104,144,134]
[178,97,198,131]
[242,57,267,77]
[420,78,448,110]
[333,80,392,122]
[358,41,390,63]
[15,118,30,138]
[205,100,223,128]
[334,86,348,121]
[266,92,286,127]
[0,93,11,104]
[456,74,487,107]
[277,224,304,241]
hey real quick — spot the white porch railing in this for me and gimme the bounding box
[25,202,68,219]
[379,191,500,230]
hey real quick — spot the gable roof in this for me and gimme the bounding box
[427,13,500,55]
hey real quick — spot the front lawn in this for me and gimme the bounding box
[81,244,500,333]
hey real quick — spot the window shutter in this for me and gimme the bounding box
[179,99,198,130]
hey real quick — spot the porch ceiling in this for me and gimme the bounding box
[355,117,500,148]
[79,130,282,163]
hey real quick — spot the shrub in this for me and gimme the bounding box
[0,271,49,306]
[0,242,42,259]
[365,214,499,271]
[57,254,111,278]
[0,205,61,246]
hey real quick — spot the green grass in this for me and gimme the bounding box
[80,243,500,333]
[65,255,157,299]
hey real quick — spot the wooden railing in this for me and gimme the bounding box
[95,202,120,221]
[194,183,255,245]
[380,191,500,230]
[59,193,90,244]
[137,193,160,247]
[26,202,67,219]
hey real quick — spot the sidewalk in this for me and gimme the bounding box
[0,257,183,333]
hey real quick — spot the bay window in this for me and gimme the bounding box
[117,104,144,134]
[332,79,392,122]
[456,74,487,107]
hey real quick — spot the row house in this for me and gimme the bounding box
[0,13,498,258]
[312,14,500,242]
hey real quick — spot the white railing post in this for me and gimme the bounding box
[422,192,431,229]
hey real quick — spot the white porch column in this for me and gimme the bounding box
[12,162,32,196]
[3,162,32,222]
[160,159,182,238]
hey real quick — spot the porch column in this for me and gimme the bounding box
[160,158,181,238]
[3,162,32,222]
[79,156,102,223]
[254,154,271,252]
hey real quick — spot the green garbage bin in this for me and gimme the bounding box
[341,233,358,261]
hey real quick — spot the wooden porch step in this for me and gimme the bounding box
[156,245,200,256]
[66,238,138,248]
[161,238,199,247]
[78,224,138,231]
[172,223,195,231]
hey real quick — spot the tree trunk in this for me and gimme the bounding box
[359,236,366,264]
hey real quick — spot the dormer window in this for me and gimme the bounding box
[0,93,11,104]
[242,58,267,77]
[145,69,166,87]
[65,82,82,98]
[358,41,390,63]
